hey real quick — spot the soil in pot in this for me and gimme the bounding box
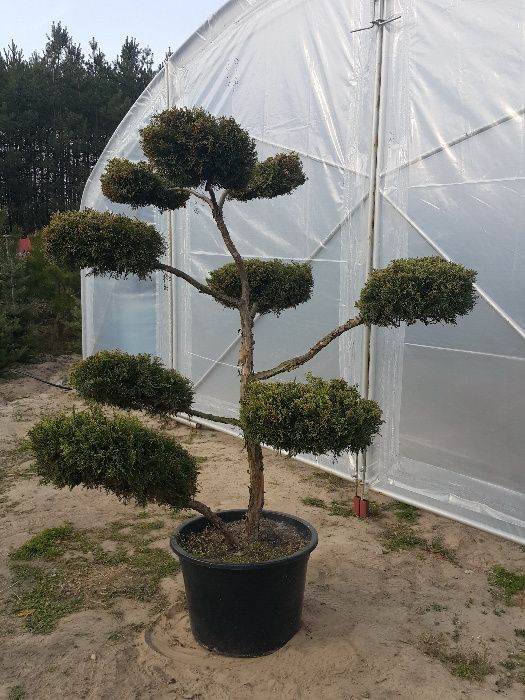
[179,516,308,564]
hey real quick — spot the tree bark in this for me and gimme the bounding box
[209,191,265,539]
[187,410,240,427]
[254,316,363,381]
[156,262,239,307]
[245,442,265,538]
[189,499,239,548]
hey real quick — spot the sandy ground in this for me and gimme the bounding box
[1,357,525,700]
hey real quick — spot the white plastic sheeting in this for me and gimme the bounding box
[81,0,525,543]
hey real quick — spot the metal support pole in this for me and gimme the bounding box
[165,52,176,370]
[359,0,387,501]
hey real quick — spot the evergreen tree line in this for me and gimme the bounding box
[0,24,157,370]
[0,22,156,235]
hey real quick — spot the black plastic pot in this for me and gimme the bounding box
[170,509,318,657]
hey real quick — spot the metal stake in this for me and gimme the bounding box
[359,0,389,510]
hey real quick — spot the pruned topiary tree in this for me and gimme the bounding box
[30,107,477,549]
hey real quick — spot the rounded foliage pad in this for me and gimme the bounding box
[229,152,306,201]
[356,256,477,327]
[241,375,382,457]
[70,350,194,417]
[100,158,190,211]
[43,209,165,279]
[28,407,199,509]
[207,259,313,315]
[140,107,257,190]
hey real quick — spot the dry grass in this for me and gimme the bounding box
[419,633,494,681]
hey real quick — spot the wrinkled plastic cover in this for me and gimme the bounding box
[82,0,525,543]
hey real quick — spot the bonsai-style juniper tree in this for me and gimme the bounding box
[31,107,477,549]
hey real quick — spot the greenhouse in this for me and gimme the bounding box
[81,0,525,543]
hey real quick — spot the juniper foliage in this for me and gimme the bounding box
[43,209,165,280]
[207,259,313,315]
[356,257,477,327]
[100,159,189,211]
[70,350,193,417]
[28,407,199,510]
[241,375,383,457]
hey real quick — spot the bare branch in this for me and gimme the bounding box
[155,262,239,307]
[188,189,212,205]
[188,410,240,427]
[208,190,250,306]
[208,188,254,396]
[189,500,239,548]
[254,317,363,381]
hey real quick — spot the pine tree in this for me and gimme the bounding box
[0,25,155,234]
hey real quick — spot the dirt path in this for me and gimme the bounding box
[1,358,525,699]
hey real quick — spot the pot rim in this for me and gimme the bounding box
[170,508,318,571]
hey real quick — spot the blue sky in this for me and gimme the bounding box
[2,1,225,63]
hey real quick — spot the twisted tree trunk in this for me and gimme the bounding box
[210,192,265,540]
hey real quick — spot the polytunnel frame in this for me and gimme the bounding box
[81,0,525,544]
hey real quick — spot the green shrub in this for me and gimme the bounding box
[229,152,306,201]
[70,350,194,416]
[0,236,31,371]
[0,233,81,371]
[356,257,477,327]
[207,259,313,315]
[0,311,28,371]
[100,158,189,211]
[28,407,199,509]
[23,233,81,355]
[140,107,257,190]
[42,209,165,279]
[240,375,382,457]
